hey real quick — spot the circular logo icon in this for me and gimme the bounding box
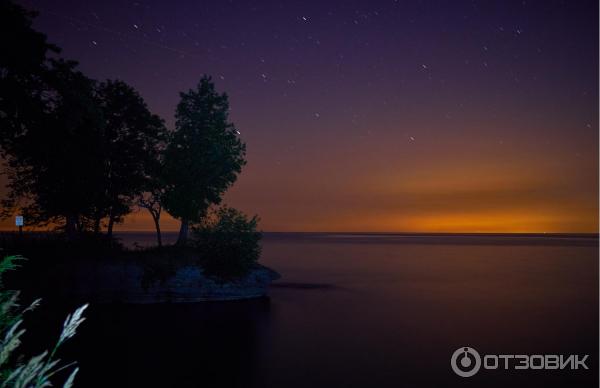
[451,347,481,377]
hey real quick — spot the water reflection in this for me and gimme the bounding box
[51,233,599,387]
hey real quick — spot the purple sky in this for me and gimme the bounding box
[3,0,598,232]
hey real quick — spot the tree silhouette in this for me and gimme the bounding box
[94,80,167,237]
[138,189,164,247]
[163,76,246,245]
[1,2,103,237]
[138,140,166,247]
[1,55,105,238]
[1,2,168,240]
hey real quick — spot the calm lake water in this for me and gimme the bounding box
[30,233,600,387]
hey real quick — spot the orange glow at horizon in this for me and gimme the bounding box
[0,129,598,233]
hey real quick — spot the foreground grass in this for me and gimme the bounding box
[0,255,88,388]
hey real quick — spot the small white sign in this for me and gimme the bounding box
[15,215,23,227]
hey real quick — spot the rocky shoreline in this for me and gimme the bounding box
[69,261,281,303]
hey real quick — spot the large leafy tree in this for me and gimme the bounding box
[93,80,167,237]
[0,1,104,237]
[163,76,246,245]
[1,58,105,237]
[0,0,56,209]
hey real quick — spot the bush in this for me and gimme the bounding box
[192,206,261,280]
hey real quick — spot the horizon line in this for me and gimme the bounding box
[1,230,597,236]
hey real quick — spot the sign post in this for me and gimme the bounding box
[15,215,23,236]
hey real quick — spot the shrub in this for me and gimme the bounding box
[0,255,88,388]
[192,206,261,280]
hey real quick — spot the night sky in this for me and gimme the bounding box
[2,0,598,232]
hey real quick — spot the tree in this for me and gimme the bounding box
[138,189,163,247]
[0,1,106,238]
[137,140,166,247]
[93,80,167,238]
[1,58,106,239]
[0,0,56,221]
[163,76,246,245]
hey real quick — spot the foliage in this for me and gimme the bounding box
[163,76,247,245]
[0,1,104,236]
[92,80,167,236]
[0,1,167,239]
[0,255,26,334]
[0,255,88,387]
[0,53,105,236]
[0,0,58,150]
[0,0,57,74]
[137,134,167,247]
[192,206,261,279]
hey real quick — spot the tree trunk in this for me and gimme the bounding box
[107,216,115,238]
[65,214,77,241]
[176,219,189,246]
[152,214,162,248]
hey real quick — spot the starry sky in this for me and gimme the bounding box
[2,0,598,232]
